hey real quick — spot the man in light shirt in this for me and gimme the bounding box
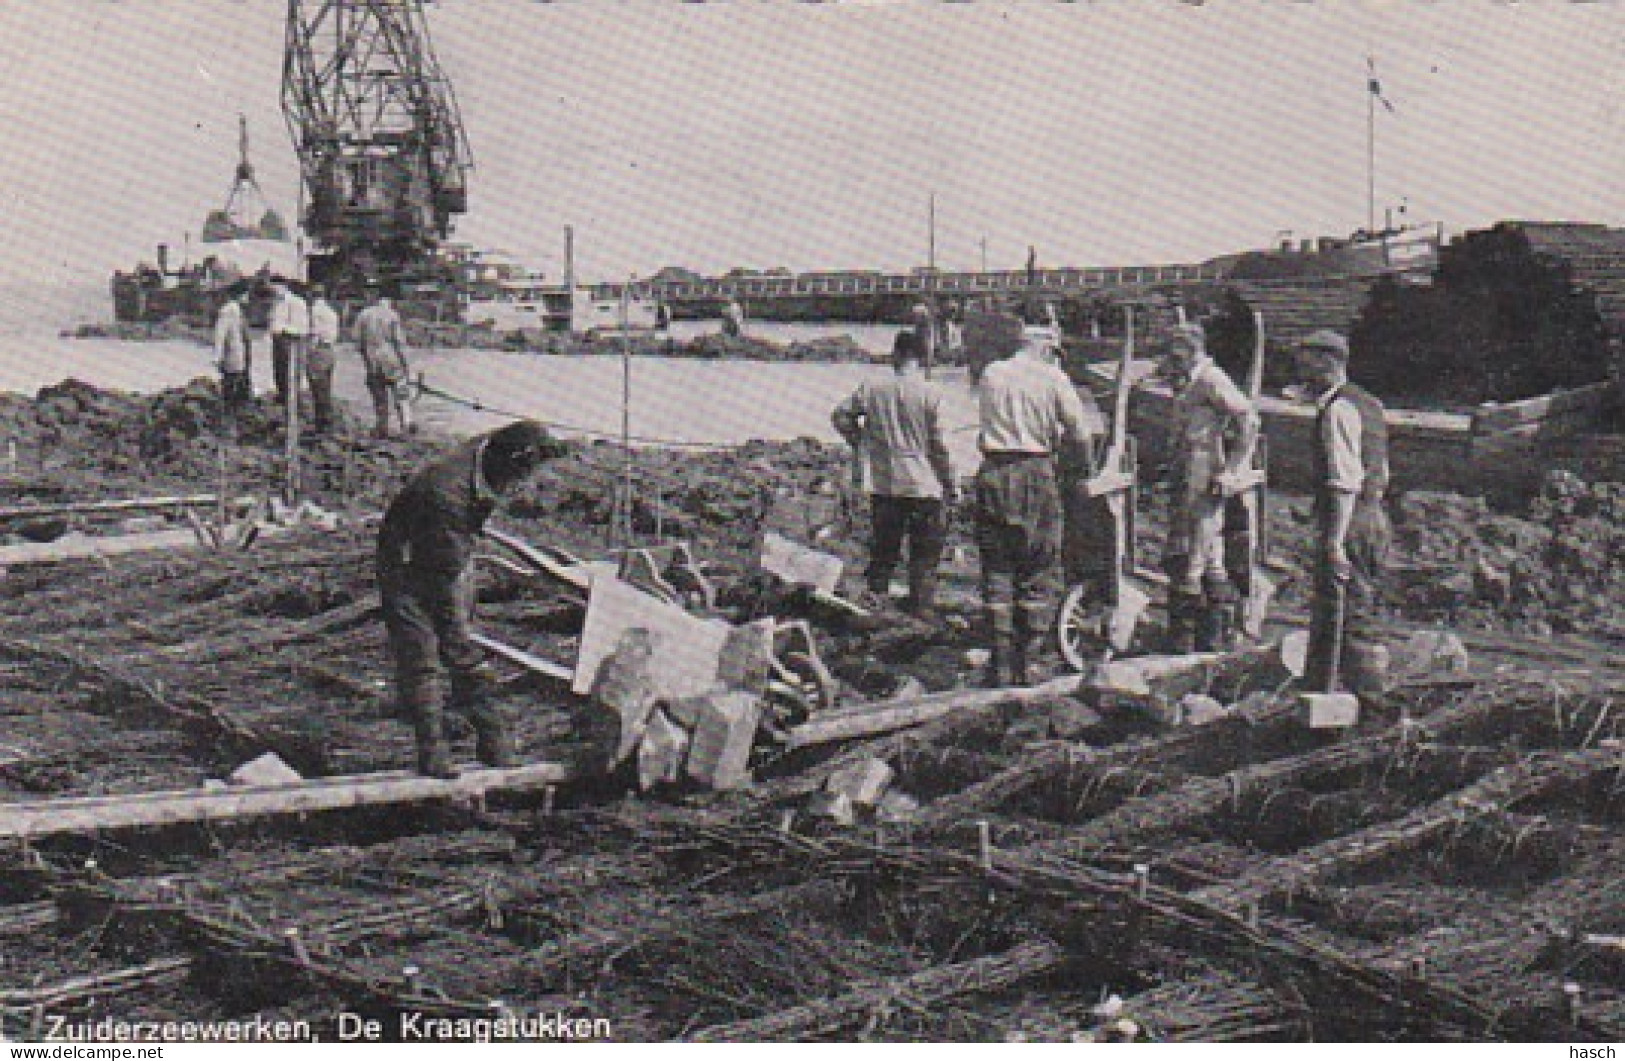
[211,282,253,431]
[306,284,341,435]
[268,278,311,406]
[831,330,956,617]
[1296,330,1392,695]
[973,324,1104,685]
[354,284,415,438]
[1159,322,1260,651]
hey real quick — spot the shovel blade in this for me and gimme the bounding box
[1107,582,1152,653]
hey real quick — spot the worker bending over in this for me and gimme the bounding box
[1295,330,1392,695]
[831,330,956,617]
[973,325,1103,686]
[1159,322,1259,651]
[377,421,573,777]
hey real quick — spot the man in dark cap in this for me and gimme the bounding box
[377,420,574,777]
[1295,330,1392,696]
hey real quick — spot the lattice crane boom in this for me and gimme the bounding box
[281,0,472,291]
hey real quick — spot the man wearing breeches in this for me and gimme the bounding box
[1159,322,1259,651]
[1296,330,1393,695]
[972,325,1103,686]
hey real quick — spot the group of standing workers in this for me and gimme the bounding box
[832,312,1391,699]
[211,279,416,439]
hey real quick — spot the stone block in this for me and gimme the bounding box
[685,691,761,791]
[638,710,689,791]
[228,752,303,788]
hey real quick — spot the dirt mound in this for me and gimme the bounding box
[1388,473,1625,636]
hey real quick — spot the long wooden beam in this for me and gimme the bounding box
[0,494,249,521]
[784,674,1083,750]
[0,763,573,840]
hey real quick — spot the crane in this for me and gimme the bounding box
[280,0,473,302]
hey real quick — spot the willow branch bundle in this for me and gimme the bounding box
[914,694,1301,836]
[0,902,59,935]
[641,816,1522,1038]
[0,637,266,753]
[530,879,841,987]
[1030,678,1530,856]
[179,904,497,1019]
[1125,970,1306,1042]
[687,938,1064,1042]
[0,957,192,1012]
[1200,745,1621,910]
[140,597,378,665]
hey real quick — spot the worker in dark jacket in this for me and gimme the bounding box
[1295,330,1392,695]
[378,420,573,777]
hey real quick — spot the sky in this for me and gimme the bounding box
[1,1,1623,286]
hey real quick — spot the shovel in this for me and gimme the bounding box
[1299,573,1359,728]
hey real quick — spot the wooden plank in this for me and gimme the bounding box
[785,675,1083,750]
[470,631,575,683]
[0,494,249,521]
[0,521,301,566]
[484,524,592,590]
[0,762,574,840]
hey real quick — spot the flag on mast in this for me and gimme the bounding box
[1368,55,1397,114]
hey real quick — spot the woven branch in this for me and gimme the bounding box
[531,879,840,987]
[136,598,378,665]
[914,694,1301,835]
[0,637,266,753]
[688,938,1064,1041]
[1036,680,1531,855]
[1200,745,1621,910]
[1125,969,1305,1042]
[0,902,57,935]
[0,957,192,1011]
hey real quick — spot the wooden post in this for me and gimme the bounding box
[284,339,303,507]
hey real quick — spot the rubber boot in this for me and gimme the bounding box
[454,669,518,769]
[412,709,459,780]
[1165,590,1202,655]
[982,605,1014,688]
[905,564,939,621]
[470,707,518,769]
[1196,575,1239,652]
[1011,602,1047,687]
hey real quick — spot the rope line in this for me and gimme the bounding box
[414,377,738,451]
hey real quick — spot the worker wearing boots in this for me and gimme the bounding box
[355,284,415,438]
[1296,330,1393,696]
[377,420,573,778]
[830,329,957,617]
[973,325,1102,686]
[1159,323,1259,652]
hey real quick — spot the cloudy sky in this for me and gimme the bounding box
[1,1,1622,285]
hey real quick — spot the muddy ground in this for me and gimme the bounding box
[0,380,1621,1042]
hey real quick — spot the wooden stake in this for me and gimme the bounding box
[284,926,311,967]
[976,820,993,871]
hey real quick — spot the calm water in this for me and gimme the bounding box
[0,294,984,470]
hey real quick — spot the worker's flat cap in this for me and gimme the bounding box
[1301,329,1350,360]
